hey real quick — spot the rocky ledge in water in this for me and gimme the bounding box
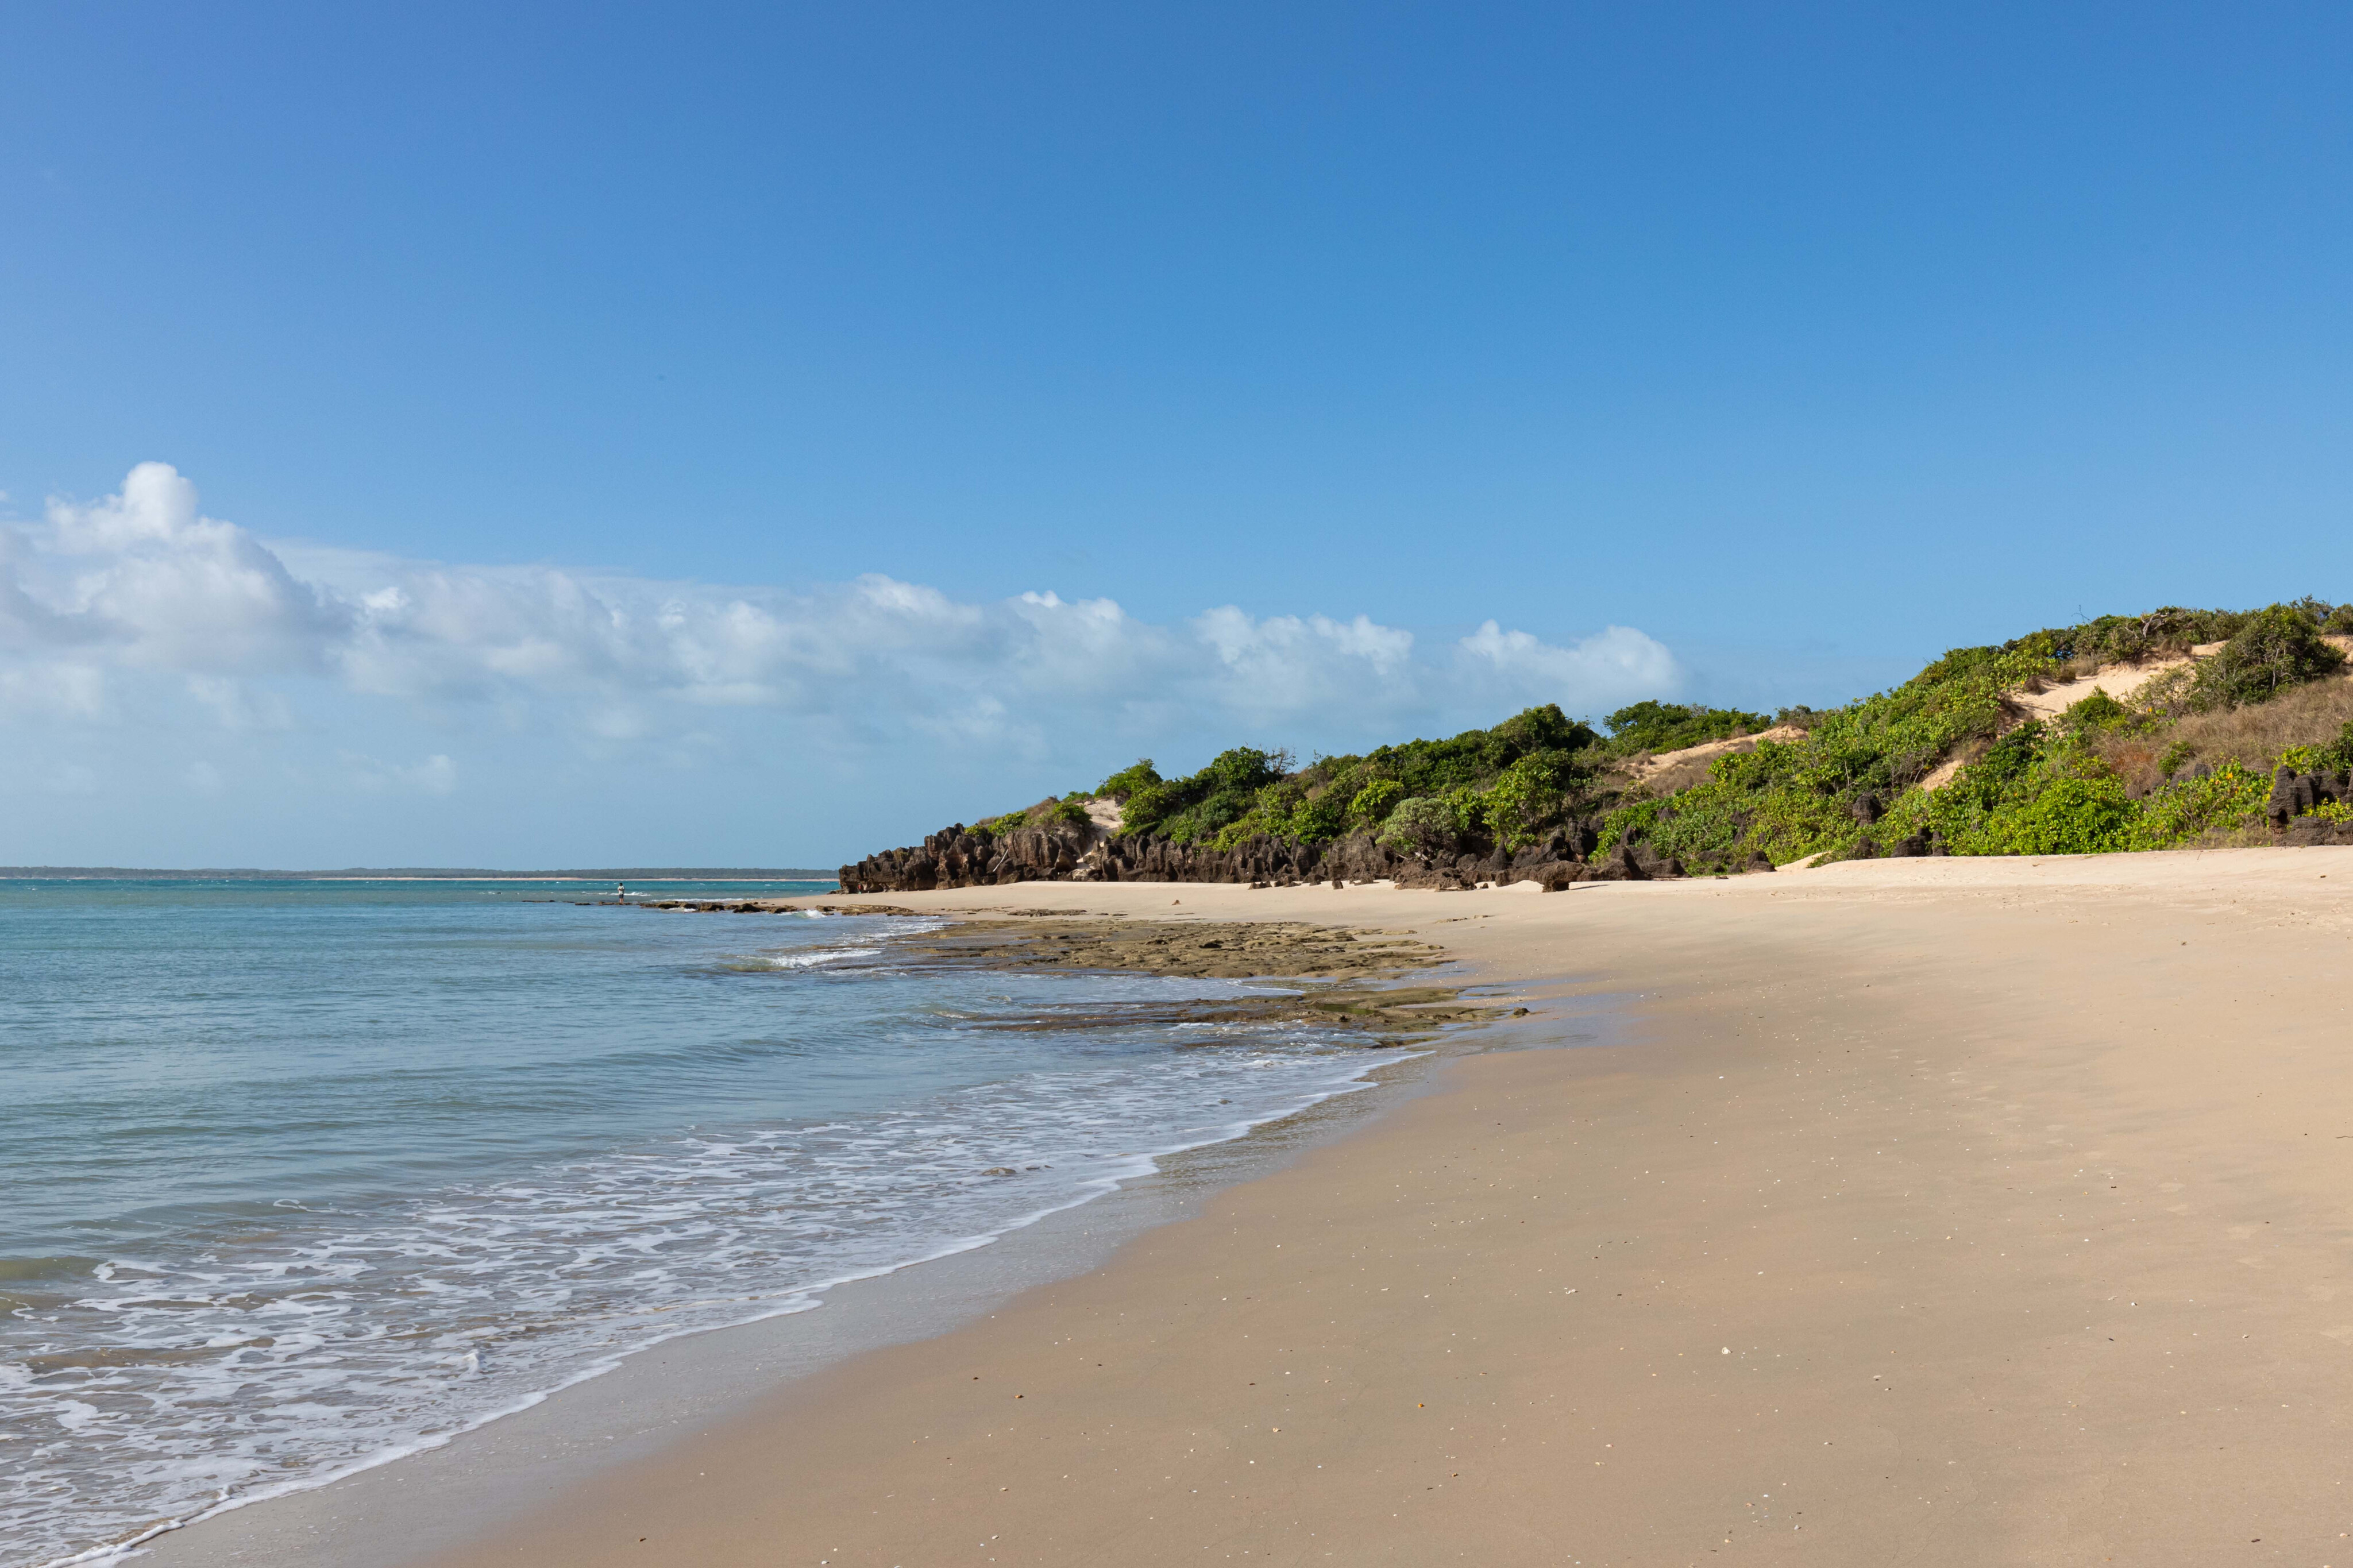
[900,918,1517,1048]
[910,918,1443,979]
[621,901,1515,1045]
[636,899,930,914]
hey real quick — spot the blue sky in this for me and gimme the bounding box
[4,3,2351,867]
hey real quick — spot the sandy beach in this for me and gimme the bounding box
[167,849,2353,1567]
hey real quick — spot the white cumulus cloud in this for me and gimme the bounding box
[38,461,346,674]
[0,465,1685,757]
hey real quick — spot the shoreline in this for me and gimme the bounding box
[0,871,839,883]
[147,850,2353,1565]
[130,923,1562,1568]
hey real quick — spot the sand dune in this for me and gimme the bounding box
[1620,723,1808,793]
[2006,655,2201,723]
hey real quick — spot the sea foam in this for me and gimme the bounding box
[0,884,1388,1565]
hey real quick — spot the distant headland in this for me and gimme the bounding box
[842,599,2353,893]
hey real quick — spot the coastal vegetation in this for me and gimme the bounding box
[851,600,2353,887]
[1210,603,2329,858]
[1594,601,2352,866]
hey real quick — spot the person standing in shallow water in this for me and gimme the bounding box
[615,882,626,901]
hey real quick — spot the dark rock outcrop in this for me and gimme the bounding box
[2267,767,2352,831]
[1885,831,1949,858]
[836,817,1654,894]
[841,823,1361,894]
[835,822,1043,893]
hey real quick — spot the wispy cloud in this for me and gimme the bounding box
[337,751,459,796]
[2,464,1683,758]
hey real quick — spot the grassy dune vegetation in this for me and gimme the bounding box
[986,601,2353,872]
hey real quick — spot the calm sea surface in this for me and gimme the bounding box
[0,880,1395,1566]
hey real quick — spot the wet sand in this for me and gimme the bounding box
[198,851,2353,1565]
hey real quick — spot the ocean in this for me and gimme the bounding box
[0,879,1406,1567]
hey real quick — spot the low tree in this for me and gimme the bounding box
[1378,796,1459,860]
[1347,778,1406,829]
[2190,604,2346,710]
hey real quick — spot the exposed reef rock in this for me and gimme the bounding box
[896,918,1503,1046]
[910,919,1444,981]
[627,909,1501,1047]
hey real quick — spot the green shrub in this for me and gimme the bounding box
[2188,604,2346,710]
[1117,781,1178,837]
[1480,751,1579,850]
[1602,700,1771,755]
[1594,789,1752,870]
[2289,596,2353,635]
[1096,759,1162,801]
[1593,795,1662,855]
[1286,789,1349,843]
[2005,607,2256,666]
[2273,728,2353,774]
[1116,746,1290,843]
[1347,778,1406,828]
[1091,705,1608,855]
[1200,778,1317,849]
[2126,762,2271,847]
[1621,646,2055,868]
[1208,816,1263,852]
[2059,689,2138,735]
[1378,797,1459,860]
[1437,783,1488,841]
[1349,705,1598,798]
[1489,704,1600,759]
[1976,774,2137,855]
[1208,747,1289,795]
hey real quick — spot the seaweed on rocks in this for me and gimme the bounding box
[896,918,1503,1048]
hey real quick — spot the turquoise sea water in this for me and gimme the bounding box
[0,880,1392,1566]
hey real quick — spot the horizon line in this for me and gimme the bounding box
[0,866,841,880]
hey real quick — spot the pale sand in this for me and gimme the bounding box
[392,851,2353,1566]
[1618,724,1809,792]
[2007,659,2195,723]
[2005,633,2352,729]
